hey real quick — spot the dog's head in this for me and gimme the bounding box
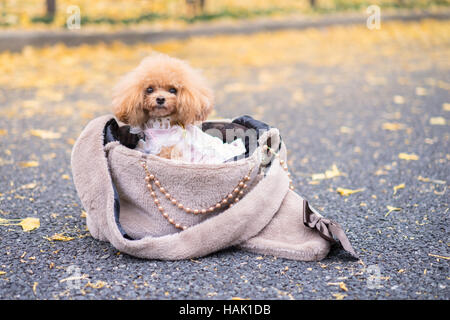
[112,54,214,128]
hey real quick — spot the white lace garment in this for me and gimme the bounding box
[131,117,246,164]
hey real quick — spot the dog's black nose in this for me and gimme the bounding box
[156,97,165,105]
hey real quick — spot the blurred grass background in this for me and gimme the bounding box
[0,0,449,29]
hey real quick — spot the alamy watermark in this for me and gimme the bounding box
[366,5,381,30]
[60,264,85,291]
[66,5,81,30]
[366,264,383,289]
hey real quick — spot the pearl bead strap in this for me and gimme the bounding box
[263,145,295,190]
[140,160,254,231]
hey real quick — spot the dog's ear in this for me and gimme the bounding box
[112,72,146,127]
[176,82,214,126]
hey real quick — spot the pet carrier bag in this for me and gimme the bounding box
[71,115,357,261]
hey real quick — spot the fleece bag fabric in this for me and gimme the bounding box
[71,115,357,261]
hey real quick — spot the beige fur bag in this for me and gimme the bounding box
[71,115,357,261]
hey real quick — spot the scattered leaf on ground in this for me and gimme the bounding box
[32,282,38,295]
[86,280,107,289]
[429,117,446,125]
[339,126,353,134]
[393,183,405,195]
[336,187,364,196]
[382,122,405,131]
[45,233,75,241]
[312,164,344,180]
[428,253,450,260]
[29,129,61,139]
[0,217,40,232]
[0,129,7,136]
[332,293,346,300]
[398,153,419,161]
[417,176,446,184]
[292,91,304,103]
[18,161,39,168]
[415,87,428,96]
[339,282,349,292]
[19,217,40,231]
[385,206,402,217]
[443,103,450,111]
[328,282,348,292]
[21,182,37,189]
[393,95,405,104]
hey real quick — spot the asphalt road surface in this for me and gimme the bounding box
[0,19,448,300]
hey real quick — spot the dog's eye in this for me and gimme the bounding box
[146,87,153,94]
[169,88,177,94]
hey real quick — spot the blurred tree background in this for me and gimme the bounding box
[0,0,448,29]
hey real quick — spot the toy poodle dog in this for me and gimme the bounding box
[112,54,214,159]
[112,54,245,163]
[113,54,214,128]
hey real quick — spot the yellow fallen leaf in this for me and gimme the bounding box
[398,269,405,273]
[42,153,57,161]
[32,282,38,295]
[393,95,405,104]
[312,164,344,180]
[19,217,40,232]
[385,206,402,217]
[374,168,388,176]
[428,253,450,260]
[0,218,11,224]
[0,129,7,136]
[393,183,405,195]
[61,174,70,180]
[332,293,346,300]
[0,217,40,232]
[231,297,250,300]
[382,122,405,131]
[312,173,326,180]
[328,282,348,292]
[86,280,107,289]
[29,129,61,139]
[417,176,445,184]
[336,187,364,196]
[398,153,419,161]
[415,87,427,96]
[429,117,446,125]
[18,161,39,168]
[0,271,6,275]
[292,90,304,103]
[339,126,353,134]
[21,182,37,189]
[45,233,75,241]
[80,210,87,218]
[443,103,450,111]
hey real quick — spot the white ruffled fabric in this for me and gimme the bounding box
[132,117,246,164]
